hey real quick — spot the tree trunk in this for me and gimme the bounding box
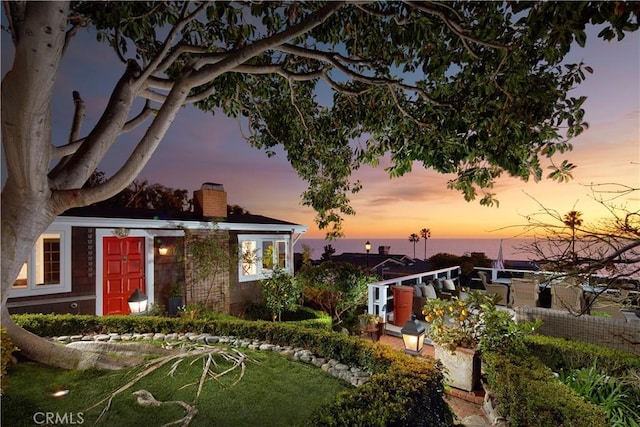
[0,2,133,370]
[1,307,137,370]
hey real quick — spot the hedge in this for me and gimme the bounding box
[11,314,453,426]
[482,351,609,427]
[523,334,640,376]
[480,334,640,427]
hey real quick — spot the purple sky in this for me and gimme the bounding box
[2,17,639,239]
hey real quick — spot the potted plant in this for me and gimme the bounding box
[422,290,535,391]
[167,282,185,317]
[358,313,380,330]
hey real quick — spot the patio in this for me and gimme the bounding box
[367,266,640,355]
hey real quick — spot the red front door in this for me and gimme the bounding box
[103,237,145,315]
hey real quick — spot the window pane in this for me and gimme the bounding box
[13,262,28,288]
[277,241,286,268]
[241,241,257,276]
[35,233,61,286]
[43,238,61,284]
[262,241,274,270]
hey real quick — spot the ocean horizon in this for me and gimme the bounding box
[296,238,535,261]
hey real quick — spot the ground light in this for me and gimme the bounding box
[401,314,425,356]
[127,288,148,314]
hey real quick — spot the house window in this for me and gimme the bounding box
[238,235,289,282]
[10,226,71,297]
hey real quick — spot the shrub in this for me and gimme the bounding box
[558,365,640,427]
[482,352,608,426]
[1,327,18,394]
[259,267,301,321]
[297,261,378,326]
[524,334,640,376]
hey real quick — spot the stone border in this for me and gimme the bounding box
[50,332,372,387]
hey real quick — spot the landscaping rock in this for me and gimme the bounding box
[53,331,372,388]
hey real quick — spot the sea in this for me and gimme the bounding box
[296,238,535,261]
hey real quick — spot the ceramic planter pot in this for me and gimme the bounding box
[434,344,481,392]
[168,296,184,317]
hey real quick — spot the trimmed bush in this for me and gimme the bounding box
[524,334,640,376]
[483,352,608,427]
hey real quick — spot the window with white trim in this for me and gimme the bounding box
[238,235,289,282]
[10,225,72,297]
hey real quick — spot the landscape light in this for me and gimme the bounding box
[401,314,426,356]
[127,288,148,315]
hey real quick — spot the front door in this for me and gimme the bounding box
[103,236,145,315]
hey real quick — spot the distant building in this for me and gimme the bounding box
[331,245,430,278]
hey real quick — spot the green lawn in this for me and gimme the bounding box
[2,346,350,426]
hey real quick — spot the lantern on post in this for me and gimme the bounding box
[127,288,148,315]
[365,241,371,268]
[401,314,426,356]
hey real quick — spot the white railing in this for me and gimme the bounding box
[368,265,639,321]
[367,266,461,322]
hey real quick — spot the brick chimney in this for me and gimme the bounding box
[193,182,227,219]
[378,246,390,255]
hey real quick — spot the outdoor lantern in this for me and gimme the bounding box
[158,245,169,256]
[401,314,426,356]
[365,241,371,267]
[127,288,148,314]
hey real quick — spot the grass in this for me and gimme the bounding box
[2,346,350,426]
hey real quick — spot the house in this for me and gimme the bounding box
[7,183,307,317]
[331,246,429,278]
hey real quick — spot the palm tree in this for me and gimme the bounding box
[420,228,431,260]
[408,233,420,258]
[563,210,583,266]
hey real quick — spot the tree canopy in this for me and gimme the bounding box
[1,1,638,368]
[5,2,638,236]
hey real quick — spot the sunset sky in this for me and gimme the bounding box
[2,19,639,240]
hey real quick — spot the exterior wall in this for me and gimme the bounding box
[227,231,294,316]
[184,229,231,313]
[7,227,97,315]
[153,236,185,309]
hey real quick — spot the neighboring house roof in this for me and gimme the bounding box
[331,252,429,275]
[503,259,540,271]
[59,206,307,233]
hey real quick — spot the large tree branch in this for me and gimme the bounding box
[2,0,26,44]
[279,43,449,107]
[405,1,511,56]
[1,1,68,193]
[68,90,85,143]
[52,100,155,160]
[137,2,208,84]
[155,43,213,75]
[189,2,344,86]
[48,60,144,189]
[53,75,193,208]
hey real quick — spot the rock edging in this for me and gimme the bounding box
[50,332,372,387]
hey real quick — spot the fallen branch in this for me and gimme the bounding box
[132,389,198,427]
